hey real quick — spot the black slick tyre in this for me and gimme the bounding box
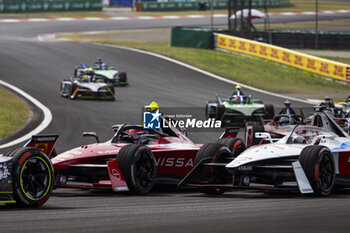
[195,143,231,195]
[116,145,156,195]
[299,146,335,196]
[264,104,275,119]
[216,104,225,120]
[217,138,246,157]
[5,147,54,207]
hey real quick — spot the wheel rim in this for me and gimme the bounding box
[20,157,51,200]
[318,152,335,192]
[135,151,155,190]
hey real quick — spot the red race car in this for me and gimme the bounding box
[26,117,241,195]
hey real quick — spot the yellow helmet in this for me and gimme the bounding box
[236,85,241,90]
[144,101,159,111]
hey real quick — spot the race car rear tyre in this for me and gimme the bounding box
[264,104,275,120]
[246,121,265,146]
[195,143,231,195]
[4,147,54,207]
[205,101,218,119]
[116,145,156,195]
[299,146,335,196]
[216,104,225,120]
[195,143,229,165]
[217,138,246,158]
[117,72,128,86]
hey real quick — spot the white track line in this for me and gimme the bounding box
[0,80,52,149]
[92,43,313,105]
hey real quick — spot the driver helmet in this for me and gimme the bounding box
[293,135,306,144]
[234,85,243,97]
[234,96,241,104]
[145,101,159,112]
[129,129,146,141]
[97,57,102,64]
[324,96,335,108]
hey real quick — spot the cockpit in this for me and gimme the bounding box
[111,125,168,144]
[229,95,250,104]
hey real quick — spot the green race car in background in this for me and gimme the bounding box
[206,94,274,125]
[74,62,128,86]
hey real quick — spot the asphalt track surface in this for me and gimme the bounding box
[1,14,350,233]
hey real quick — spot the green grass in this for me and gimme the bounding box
[0,86,30,139]
[59,31,350,94]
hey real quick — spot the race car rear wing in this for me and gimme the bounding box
[24,135,59,158]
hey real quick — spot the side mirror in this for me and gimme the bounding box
[83,132,100,143]
[112,124,123,132]
[255,132,273,143]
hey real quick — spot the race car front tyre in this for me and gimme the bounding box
[216,104,225,120]
[299,146,335,196]
[117,72,128,86]
[116,145,156,195]
[217,138,246,158]
[195,143,231,195]
[194,143,229,165]
[5,147,54,207]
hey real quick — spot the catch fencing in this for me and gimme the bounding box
[138,0,289,11]
[215,33,350,83]
[0,0,102,13]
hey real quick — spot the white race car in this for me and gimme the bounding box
[180,107,350,196]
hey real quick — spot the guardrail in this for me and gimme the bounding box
[0,0,102,13]
[214,33,350,83]
[138,0,289,11]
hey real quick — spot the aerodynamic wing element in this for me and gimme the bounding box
[24,135,59,157]
[292,161,314,194]
[107,160,129,192]
[178,157,227,187]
